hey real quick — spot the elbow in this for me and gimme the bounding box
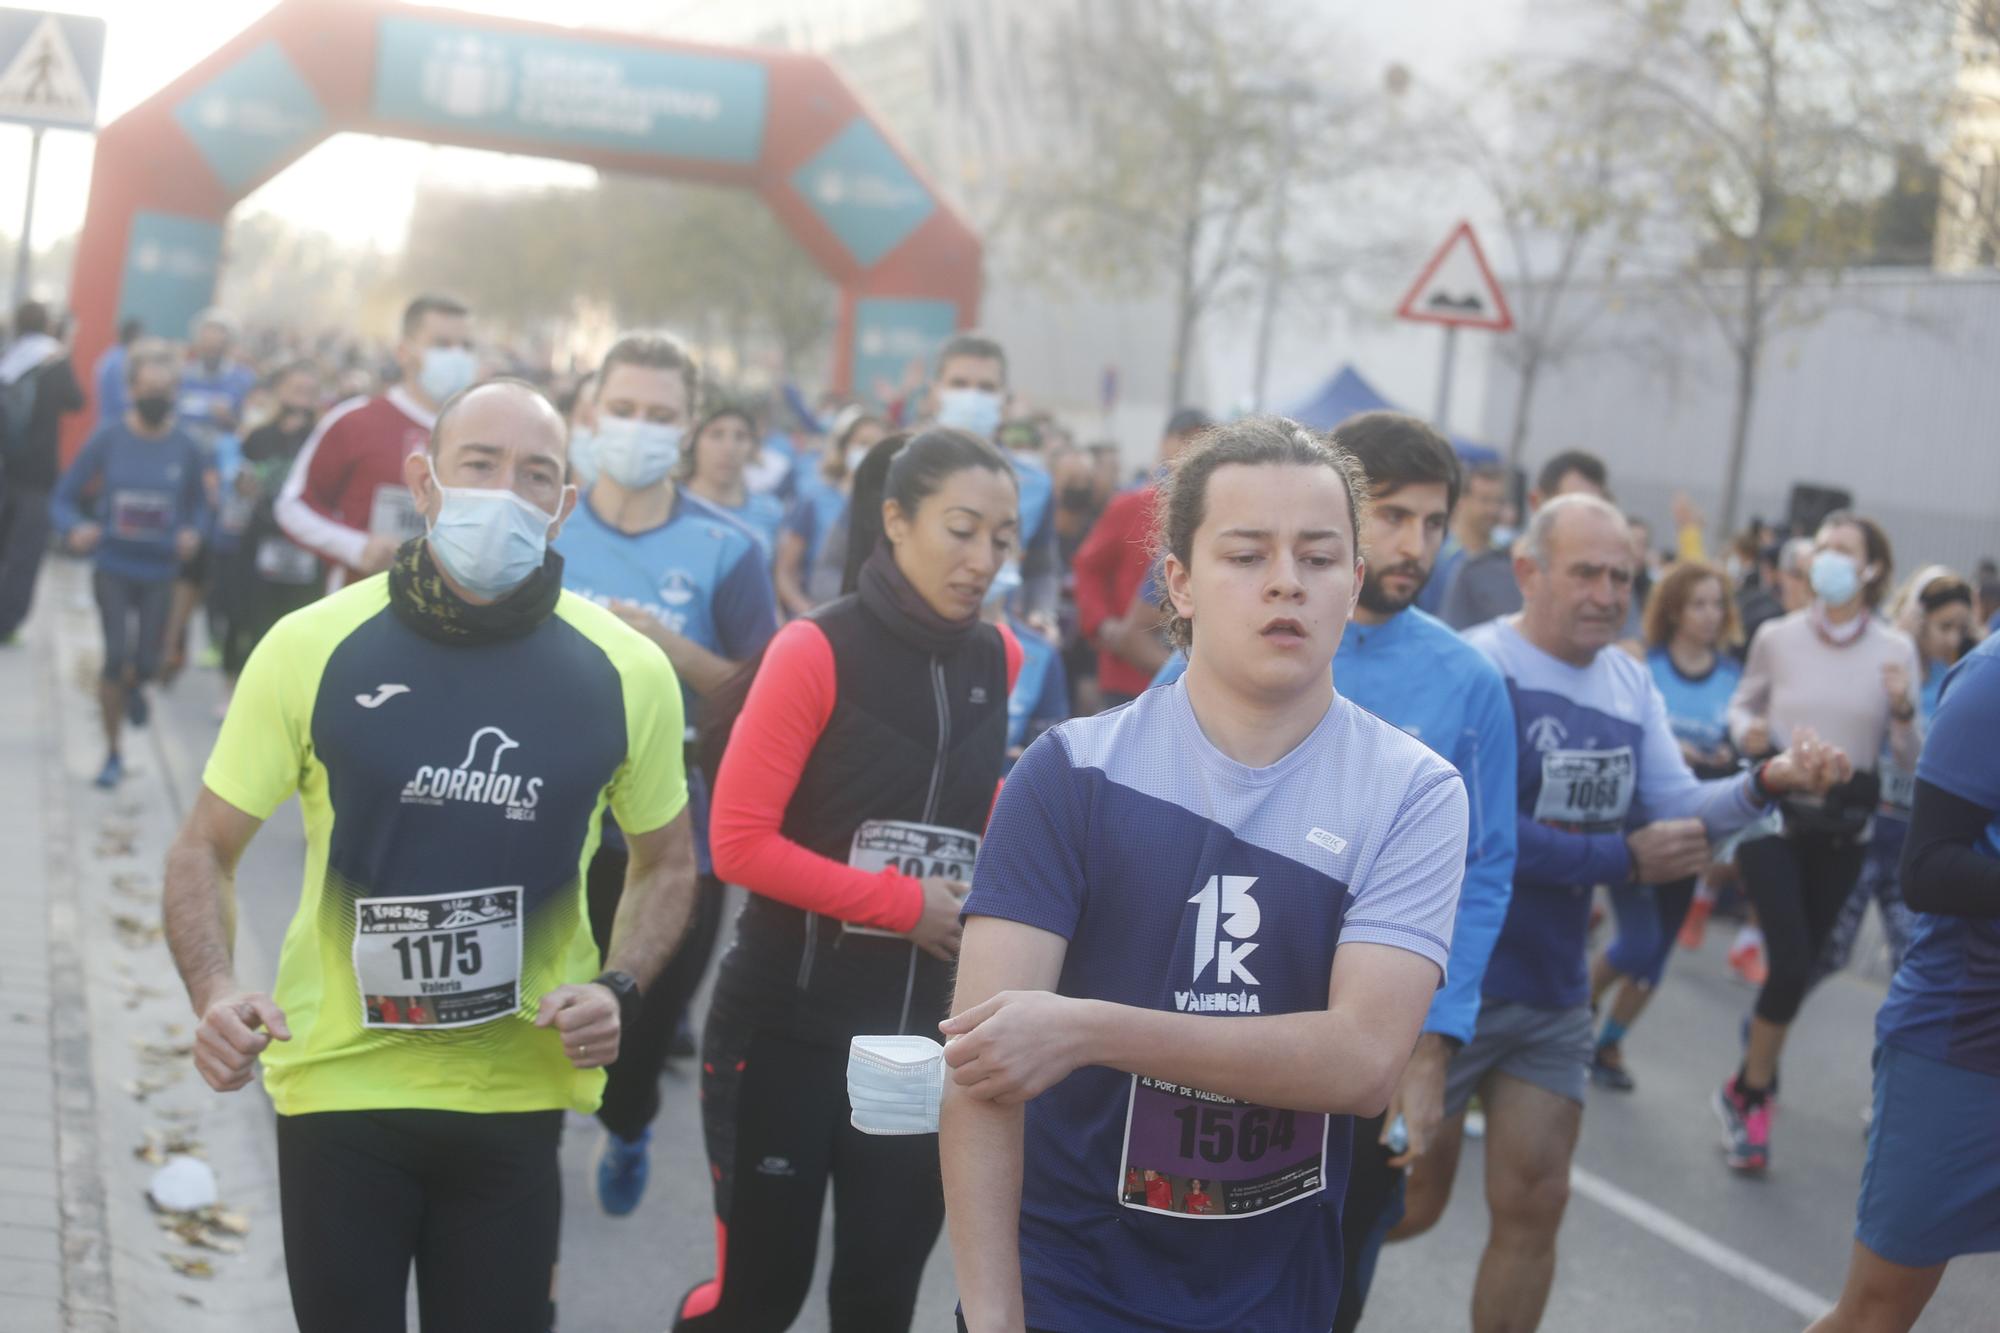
[1348,1052,1404,1120]
[707,819,751,885]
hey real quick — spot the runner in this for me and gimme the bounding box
[1072,408,1211,707]
[277,295,477,589]
[1417,459,1505,618]
[1805,566,1975,995]
[551,334,779,1215]
[675,426,1021,1331]
[1142,413,1519,1327]
[1390,495,1846,1333]
[160,378,699,1333]
[1807,629,2000,1333]
[218,361,325,695]
[774,407,884,616]
[941,417,1470,1333]
[1440,449,1609,631]
[49,342,208,788]
[680,404,786,556]
[930,332,1059,630]
[1588,560,1743,1091]
[981,560,1070,767]
[164,309,258,677]
[1718,510,1919,1174]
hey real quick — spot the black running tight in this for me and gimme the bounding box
[674,1019,944,1332]
[1737,829,1868,1027]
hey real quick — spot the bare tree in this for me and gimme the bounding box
[997,0,1373,407]
[1568,0,1944,534]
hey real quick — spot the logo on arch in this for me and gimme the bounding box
[401,724,544,821]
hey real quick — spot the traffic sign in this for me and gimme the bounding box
[1396,220,1513,332]
[0,9,104,131]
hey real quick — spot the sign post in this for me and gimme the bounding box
[0,8,105,303]
[1394,220,1512,435]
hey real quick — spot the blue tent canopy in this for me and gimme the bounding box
[1283,365,1500,465]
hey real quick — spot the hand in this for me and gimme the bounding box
[1025,611,1060,643]
[534,984,620,1069]
[1383,1033,1452,1169]
[1740,718,1771,757]
[939,990,1086,1103]
[174,527,202,562]
[1626,818,1710,884]
[193,990,291,1092]
[1760,726,1853,798]
[908,876,969,962]
[1881,663,1915,720]
[67,522,102,555]
[358,534,401,575]
[608,599,673,652]
[1671,491,1703,535]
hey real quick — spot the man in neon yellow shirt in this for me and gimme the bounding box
[162,378,698,1333]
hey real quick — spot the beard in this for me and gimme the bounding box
[1358,562,1430,616]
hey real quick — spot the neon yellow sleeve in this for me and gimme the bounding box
[554,593,690,836]
[202,613,313,820]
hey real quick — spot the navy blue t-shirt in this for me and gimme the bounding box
[1877,634,2000,1075]
[965,682,1466,1331]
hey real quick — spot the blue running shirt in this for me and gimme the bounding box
[1468,619,1764,1009]
[965,680,1467,1332]
[1877,634,2000,1074]
[1003,615,1068,760]
[1646,647,1742,758]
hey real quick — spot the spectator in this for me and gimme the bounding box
[0,300,84,642]
[1072,407,1210,709]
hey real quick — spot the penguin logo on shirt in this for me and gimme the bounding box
[1527,715,1569,754]
[658,570,696,608]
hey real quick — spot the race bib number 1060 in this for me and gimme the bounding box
[353,888,522,1030]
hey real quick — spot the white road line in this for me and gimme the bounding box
[1570,1166,1836,1322]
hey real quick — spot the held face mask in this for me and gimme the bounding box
[424,457,565,601]
[847,1034,946,1136]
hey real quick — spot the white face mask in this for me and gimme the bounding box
[423,457,567,601]
[418,346,478,404]
[847,1035,945,1135]
[593,415,683,490]
[936,387,1003,441]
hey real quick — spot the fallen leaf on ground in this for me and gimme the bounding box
[162,1252,214,1279]
[112,914,162,948]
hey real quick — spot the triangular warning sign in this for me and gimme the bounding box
[0,16,95,128]
[1396,222,1513,332]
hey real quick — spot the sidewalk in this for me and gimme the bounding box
[6,555,292,1332]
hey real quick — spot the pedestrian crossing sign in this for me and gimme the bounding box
[0,9,105,132]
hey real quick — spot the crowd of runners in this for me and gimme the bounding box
[0,291,1994,1332]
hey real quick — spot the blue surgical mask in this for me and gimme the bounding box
[847,1035,945,1136]
[1809,550,1862,607]
[593,415,683,490]
[419,346,478,404]
[424,458,566,600]
[568,423,599,489]
[936,387,1002,441]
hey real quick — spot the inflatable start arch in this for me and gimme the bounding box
[67,0,980,456]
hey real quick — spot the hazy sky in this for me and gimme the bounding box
[0,0,1527,261]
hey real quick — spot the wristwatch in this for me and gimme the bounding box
[592,970,643,1028]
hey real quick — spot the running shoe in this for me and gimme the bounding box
[1728,930,1769,986]
[1713,1079,1771,1173]
[1590,1045,1636,1092]
[1678,893,1713,950]
[1464,1095,1486,1140]
[125,686,149,728]
[596,1127,651,1216]
[93,753,124,790]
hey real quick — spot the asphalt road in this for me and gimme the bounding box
[158,666,1999,1333]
